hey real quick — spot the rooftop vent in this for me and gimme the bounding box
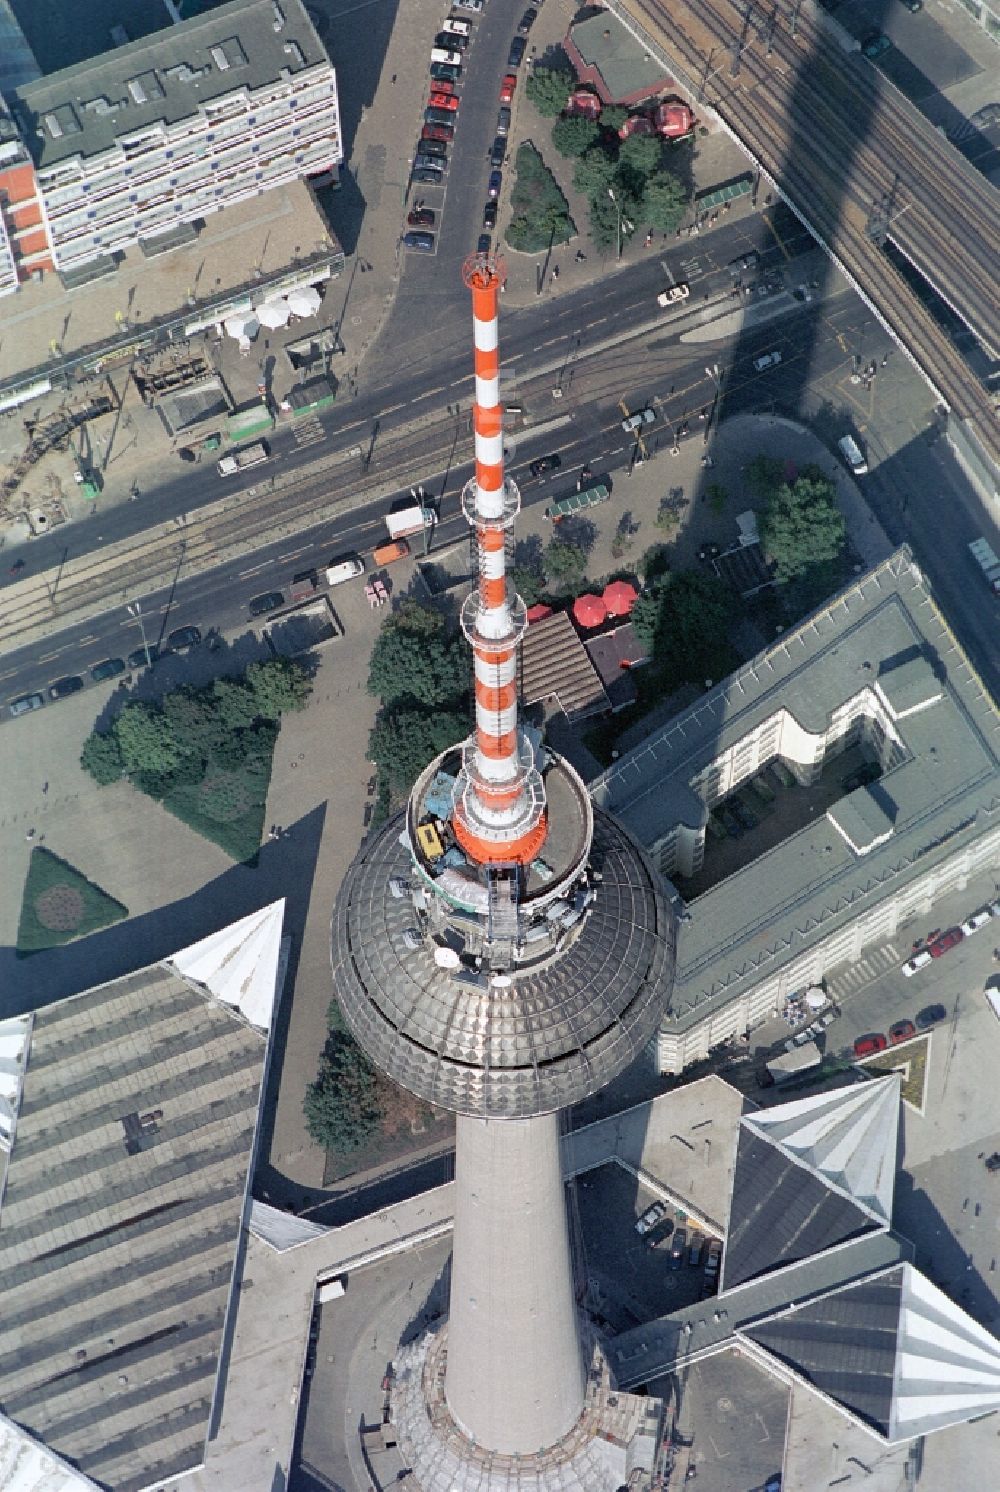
[83,97,113,116]
[210,46,231,72]
[273,0,287,29]
[128,79,147,104]
[164,63,196,84]
[283,41,306,66]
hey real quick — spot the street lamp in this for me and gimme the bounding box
[125,600,152,668]
[607,187,622,263]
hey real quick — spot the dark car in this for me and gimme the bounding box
[425,106,456,127]
[487,169,502,198]
[167,625,202,652]
[421,123,453,144]
[490,135,506,168]
[90,656,126,682]
[985,1153,1000,1173]
[728,249,760,276]
[507,35,526,67]
[518,7,537,33]
[412,165,445,184]
[476,233,492,255]
[853,1032,887,1058]
[418,137,448,159]
[430,61,461,82]
[408,206,437,225]
[889,1019,916,1045]
[862,29,892,59]
[915,1003,946,1030]
[496,105,512,136]
[669,1227,687,1270]
[127,643,160,669]
[688,1233,704,1267]
[48,675,84,701]
[403,229,435,252]
[249,590,285,618]
[928,926,963,958]
[483,199,497,229]
[529,452,561,478]
[901,0,922,9]
[435,29,467,49]
[843,760,881,792]
[414,152,447,172]
[9,691,44,718]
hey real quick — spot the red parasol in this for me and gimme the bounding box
[602,579,639,617]
[572,593,608,630]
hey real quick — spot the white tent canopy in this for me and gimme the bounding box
[223,311,260,342]
[286,286,321,318]
[256,299,291,329]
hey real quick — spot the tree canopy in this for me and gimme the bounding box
[368,706,471,799]
[632,570,737,689]
[642,171,687,232]
[552,115,600,158]
[543,538,587,590]
[367,600,468,710]
[303,1021,383,1153]
[525,65,574,117]
[506,143,576,253]
[759,467,847,613]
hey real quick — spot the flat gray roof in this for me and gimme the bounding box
[593,549,1000,1032]
[0,962,269,1492]
[16,0,328,171]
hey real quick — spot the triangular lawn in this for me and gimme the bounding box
[17,846,128,954]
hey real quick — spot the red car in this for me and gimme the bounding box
[853,1033,887,1058]
[428,91,459,112]
[407,207,436,226]
[422,123,454,143]
[889,1020,916,1045]
[499,73,517,103]
[928,926,963,958]
[429,79,456,96]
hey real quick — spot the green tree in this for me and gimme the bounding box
[573,147,615,200]
[600,105,628,130]
[744,455,785,502]
[303,1026,383,1152]
[367,609,468,711]
[544,538,587,590]
[631,590,661,652]
[642,171,687,233]
[619,134,662,177]
[506,144,576,253]
[512,562,546,607]
[80,730,124,785]
[114,703,182,775]
[212,677,260,731]
[552,115,600,157]
[760,471,847,612]
[525,65,574,117]
[632,571,736,685]
[368,706,470,798]
[162,688,227,754]
[246,658,312,718]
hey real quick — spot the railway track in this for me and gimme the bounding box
[618,0,1000,471]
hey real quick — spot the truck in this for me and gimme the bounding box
[837,434,868,475]
[969,538,1000,595]
[217,441,269,476]
[385,503,437,541]
[764,1039,822,1085]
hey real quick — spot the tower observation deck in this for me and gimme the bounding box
[331,254,675,1488]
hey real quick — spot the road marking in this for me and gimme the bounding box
[278,547,307,561]
[239,563,269,578]
[762,211,793,260]
[78,634,97,643]
[0,668,16,681]
[38,650,61,662]
[381,402,404,415]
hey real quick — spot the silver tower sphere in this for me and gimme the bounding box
[331,746,674,1120]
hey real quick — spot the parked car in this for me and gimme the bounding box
[507,35,526,66]
[704,1238,722,1278]
[430,47,463,66]
[442,16,472,36]
[529,452,561,478]
[490,135,506,167]
[915,1003,946,1029]
[435,30,467,49]
[249,590,285,617]
[127,643,160,669]
[728,249,760,275]
[487,169,502,197]
[928,926,963,958]
[414,153,447,172]
[9,691,44,717]
[862,29,892,59]
[167,625,201,652]
[901,949,932,977]
[960,908,992,936]
[430,61,461,82]
[454,0,484,11]
[621,406,655,432]
[408,206,437,224]
[425,107,456,127]
[421,124,453,144]
[985,1152,1000,1173]
[688,1233,704,1267]
[476,233,492,255]
[483,199,497,228]
[496,105,512,135]
[48,675,85,701]
[499,73,517,103]
[428,87,458,107]
[518,7,537,33]
[635,1201,667,1236]
[412,165,445,184]
[889,1019,916,1045]
[669,1227,688,1270]
[418,137,448,159]
[90,656,126,682]
[403,229,435,252]
[853,1032,888,1058]
[753,350,782,371]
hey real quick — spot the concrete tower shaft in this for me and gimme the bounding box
[453,254,546,867]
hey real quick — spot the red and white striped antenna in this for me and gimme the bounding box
[452,253,546,867]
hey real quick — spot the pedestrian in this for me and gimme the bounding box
[552,265,559,280]
[25,828,35,841]
[41,781,48,794]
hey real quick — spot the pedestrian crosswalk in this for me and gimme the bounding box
[291,414,324,448]
[824,943,901,1003]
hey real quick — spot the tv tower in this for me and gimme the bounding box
[331,253,675,1488]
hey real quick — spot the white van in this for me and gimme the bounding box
[325,555,365,586]
[430,46,462,64]
[838,434,868,475]
[442,16,472,35]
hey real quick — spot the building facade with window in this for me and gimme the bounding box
[592,548,1000,1073]
[0,0,340,289]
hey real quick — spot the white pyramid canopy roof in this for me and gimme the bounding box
[167,900,285,1030]
[0,1016,31,1153]
[891,1264,1000,1440]
[0,1411,100,1490]
[745,1074,899,1226]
